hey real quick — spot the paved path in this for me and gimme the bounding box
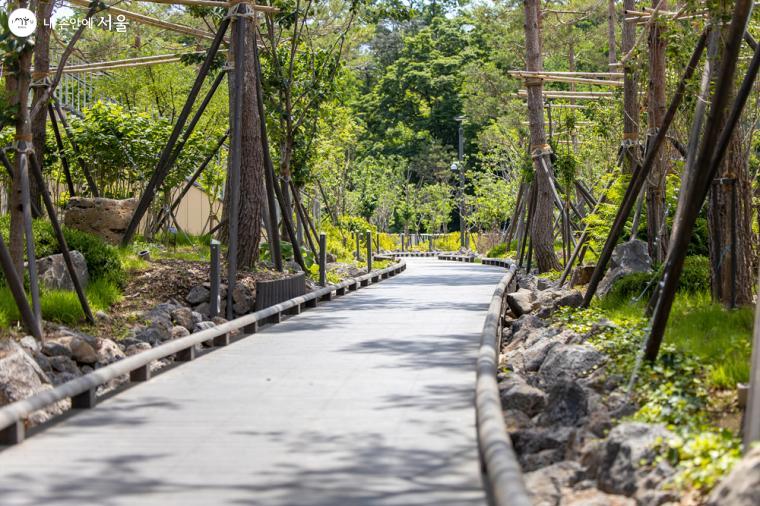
[0,258,506,506]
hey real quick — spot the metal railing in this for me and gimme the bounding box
[476,260,532,506]
[0,260,406,445]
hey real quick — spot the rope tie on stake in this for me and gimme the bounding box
[530,144,552,159]
[30,72,50,89]
[524,76,543,86]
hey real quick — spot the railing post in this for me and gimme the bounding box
[210,239,221,317]
[355,232,361,260]
[319,232,327,287]
[366,230,372,273]
[400,233,405,252]
[429,234,433,252]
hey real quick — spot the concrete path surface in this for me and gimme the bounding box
[0,258,506,506]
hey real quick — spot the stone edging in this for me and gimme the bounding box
[0,260,407,445]
[475,260,532,506]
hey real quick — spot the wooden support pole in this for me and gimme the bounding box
[28,153,95,324]
[0,232,41,338]
[582,27,709,306]
[47,104,76,196]
[318,233,327,287]
[122,17,230,246]
[646,4,757,361]
[17,147,41,324]
[53,99,99,197]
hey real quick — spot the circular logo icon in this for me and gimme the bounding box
[8,8,37,37]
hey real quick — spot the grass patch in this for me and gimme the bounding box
[86,278,123,311]
[40,291,85,324]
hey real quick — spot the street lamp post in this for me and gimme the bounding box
[455,115,466,250]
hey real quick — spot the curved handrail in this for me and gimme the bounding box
[476,261,532,506]
[0,260,406,440]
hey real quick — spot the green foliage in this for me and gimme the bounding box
[40,291,86,325]
[0,217,124,287]
[661,430,742,492]
[86,279,122,311]
[486,243,507,258]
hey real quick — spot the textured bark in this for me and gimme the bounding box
[707,132,754,306]
[645,0,668,262]
[222,9,264,268]
[29,0,55,218]
[608,0,617,64]
[5,46,33,275]
[621,0,640,175]
[523,0,560,272]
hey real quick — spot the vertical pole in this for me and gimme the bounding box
[744,265,760,450]
[400,233,405,252]
[210,240,221,317]
[226,3,245,320]
[319,232,326,287]
[18,145,41,323]
[0,233,41,338]
[730,178,737,309]
[366,230,372,273]
[429,234,433,252]
[355,232,361,261]
[28,153,94,324]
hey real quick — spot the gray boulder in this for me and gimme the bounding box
[506,288,536,317]
[64,197,137,244]
[36,250,89,291]
[170,307,194,331]
[570,264,596,287]
[707,446,760,506]
[186,285,210,306]
[538,380,588,427]
[538,344,605,386]
[597,422,674,497]
[125,342,152,356]
[499,375,547,417]
[563,489,635,506]
[193,321,216,333]
[598,239,652,297]
[524,460,584,506]
[0,339,67,424]
[523,337,559,372]
[171,326,190,339]
[96,339,126,366]
[231,284,254,315]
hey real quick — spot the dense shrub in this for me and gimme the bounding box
[678,255,711,294]
[0,216,124,287]
[486,243,507,258]
[605,255,712,303]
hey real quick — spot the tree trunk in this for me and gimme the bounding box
[6,46,33,275]
[645,0,668,262]
[608,0,617,64]
[707,132,754,306]
[621,0,640,175]
[523,0,560,272]
[29,0,55,217]
[222,7,264,268]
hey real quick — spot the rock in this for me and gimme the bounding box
[96,339,125,365]
[503,409,533,431]
[524,461,584,506]
[69,337,98,364]
[19,335,41,353]
[506,288,536,317]
[95,310,110,321]
[538,344,605,386]
[191,311,204,325]
[707,446,760,506]
[231,284,254,315]
[598,239,652,297]
[536,277,553,290]
[55,327,99,348]
[186,285,210,306]
[505,314,546,350]
[193,321,216,333]
[125,342,152,356]
[36,250,89,291]
[500,376,547,417]
[41,339,72,358]
[538,380,588,427]
[171,326,190,339]
[48,355,79,374]
[523,338,558,372]
[511,426,573,456]
[134,326,168,346]
[0,339,67,424]
[64,197,137,244]
[170,307,194,331]
[552,289,583,309]
[570,264,596,287]
[563,489,636,506]
[597,422,674,497]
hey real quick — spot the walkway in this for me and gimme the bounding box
[0,258,507,506]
